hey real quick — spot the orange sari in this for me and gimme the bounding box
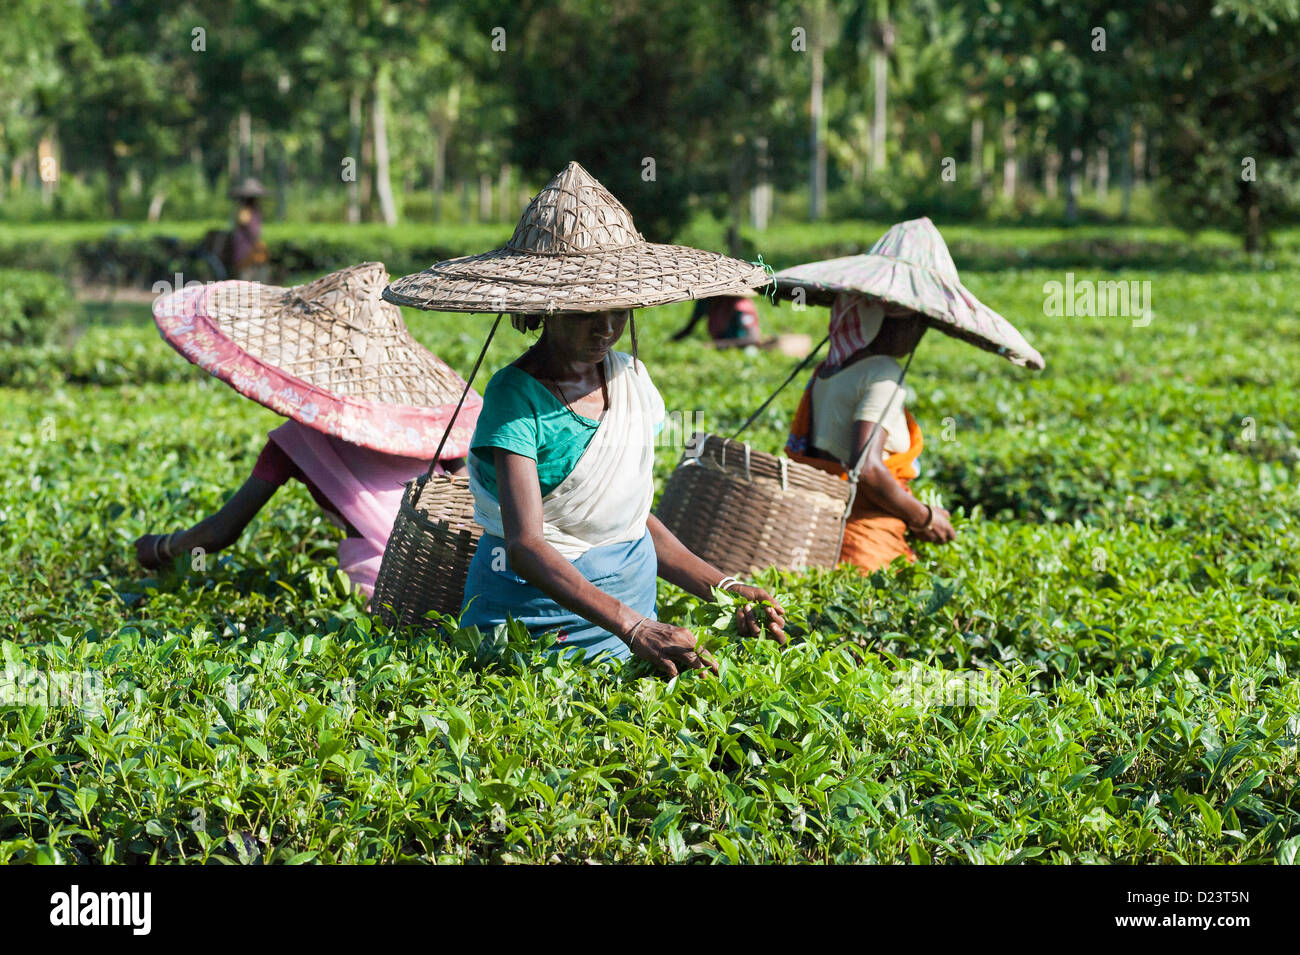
[785,383,924,573]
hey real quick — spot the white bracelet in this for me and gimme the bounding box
[625,616,649,651]
[715,575,740,593]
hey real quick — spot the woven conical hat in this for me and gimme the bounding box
[384,162,768,314]
[773,217,1045,370]
[151,262,482,458]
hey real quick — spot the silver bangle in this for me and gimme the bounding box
[625,616,649,651]
[715,575,740,594]
[152,532,175,566]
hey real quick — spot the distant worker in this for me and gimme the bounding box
[228,177,270,282]
[135,263,481,599]
[671,294,768,349]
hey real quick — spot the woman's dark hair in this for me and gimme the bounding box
[510,313,543,333]
[511,310,639,367]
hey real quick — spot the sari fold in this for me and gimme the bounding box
[269,419,432,597]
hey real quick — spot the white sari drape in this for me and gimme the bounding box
[470,352,665,559]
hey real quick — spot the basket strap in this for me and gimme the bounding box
[844,346,916,483]
[835,345,918,556]
[730,333,829,439]
[424,312,504,480]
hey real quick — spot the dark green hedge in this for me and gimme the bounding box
[0,269,74,346]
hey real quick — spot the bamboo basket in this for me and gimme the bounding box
[371,474,482,627]
[656,433,851,576]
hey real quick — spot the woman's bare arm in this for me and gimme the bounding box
[647,514,785,641]
[136,476,278,567]
[849,420,955,542]
[849,420,929,524]
[495,449,643,637]
[645,513,727,600]
[178,477,280,553]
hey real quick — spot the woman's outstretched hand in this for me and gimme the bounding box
[626,619,718,679]
[134,532,171,570]
[725,585,787,644]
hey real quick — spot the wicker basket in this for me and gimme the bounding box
[371,474,482,627]
[656,433,851,576]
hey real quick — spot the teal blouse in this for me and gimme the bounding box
[469,365,601,499]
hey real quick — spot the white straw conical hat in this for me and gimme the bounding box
[774,217,1044,369]
[384,162,768,314]
[151,262,481,457]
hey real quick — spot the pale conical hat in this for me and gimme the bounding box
[384,162,769,314]
[151,262,482,458]
[773,217,1045,369]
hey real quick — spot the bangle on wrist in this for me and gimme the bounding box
[625,616,649,651]
[910,505,933,531]
[153,532,175,565]
[712,574,743,597]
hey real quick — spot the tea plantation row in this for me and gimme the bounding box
[0,246,1297,862]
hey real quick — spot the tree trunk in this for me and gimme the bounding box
[809,38,826,220]
[1044,147,1060,198]
[105,149,122,219]
[430,129,447,223]
[147,191,167,222]
[727,147,746,257]
[1120,120,1133,219]
[1065,145,1083,223]
[459,179,470,224]
[227,118,239,183]
[372,64,398,226]
[478,172,492,221]
[970,114,983,187]
[1133,121,1146,189]
[360,122,374,219]
[751,135,771,231]
[871,42,887,172]
[238,110,252,180]
[276,138,289,222]
[1096,146,1109,202]
[39,136,56,206]
[1001,105,1017,198]
[871,5,892,175]
[347,90,362,224]
[498,163,512,221]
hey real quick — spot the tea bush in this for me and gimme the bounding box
[0,270,74,347]
[0,226,1297,864]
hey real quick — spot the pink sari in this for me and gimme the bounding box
[268,420,437,599]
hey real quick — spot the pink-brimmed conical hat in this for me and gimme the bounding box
[383,161,768,314]
[773,217,1045,370]
[151,262,481,458]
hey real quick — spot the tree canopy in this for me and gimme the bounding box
[2,0,1296,247]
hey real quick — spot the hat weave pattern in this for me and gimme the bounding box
[774,217,1045,369]
[152,263,481,458]
[384,162,768,314]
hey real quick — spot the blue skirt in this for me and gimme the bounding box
[459,530,658,662]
